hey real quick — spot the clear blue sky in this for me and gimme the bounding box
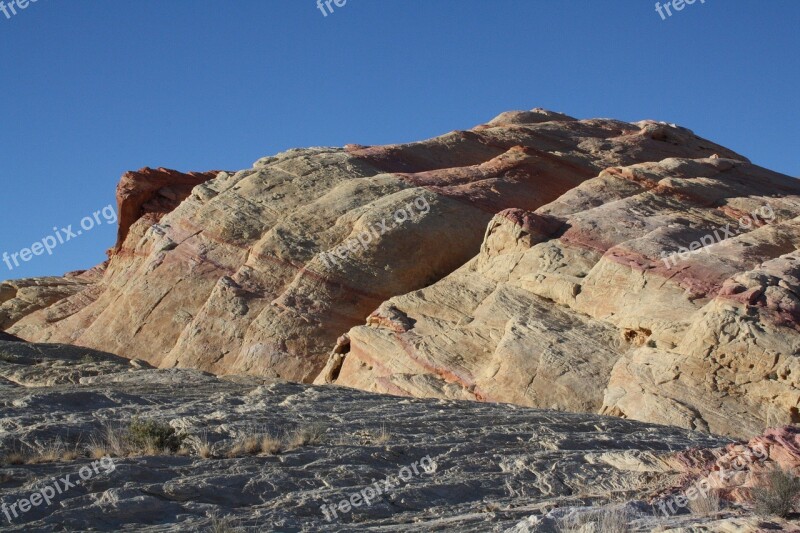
[0,1,797,279]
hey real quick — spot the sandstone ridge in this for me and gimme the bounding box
[3,109,798,438]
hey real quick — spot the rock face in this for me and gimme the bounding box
[3,108,799,438]
[3,110,747,386]
[5,341,798,532]
[331,156,800,438]
[114,167,221,251]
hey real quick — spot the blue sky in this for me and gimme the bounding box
[0,0,797,279]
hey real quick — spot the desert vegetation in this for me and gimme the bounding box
[1,419,335,467]
[688,490,721,516]
[751,467,800,518]
[556,506,631,533]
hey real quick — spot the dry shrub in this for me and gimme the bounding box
[89,418,185,457]
[286,423,326,449]
[688,490,720,516]
[751,467,800,518]
[557,506,631,533]
[370,424,391,445]
[127,418,185,452]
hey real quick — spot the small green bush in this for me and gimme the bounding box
[127,418,185,452]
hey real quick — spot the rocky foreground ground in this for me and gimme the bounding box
[1,341,799,532]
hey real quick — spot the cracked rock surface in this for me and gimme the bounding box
[1,342,798,532]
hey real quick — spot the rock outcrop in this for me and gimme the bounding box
[0,275,97,330]
[3,110,747,387]
[114,167,220,251]
[331,156,800,438]
[3,109,799,437]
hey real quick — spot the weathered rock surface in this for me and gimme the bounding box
[2,342,797,532]
[0,340,147,387]
[0,276,95,330]
[4,110,746,387]
[331,156,800,438]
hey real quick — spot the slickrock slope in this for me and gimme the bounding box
[3,110,746,387]
[0,275,96,330]
[2,342,798,532]
[331,156,800,438]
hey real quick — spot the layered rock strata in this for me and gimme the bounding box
[3,110,748,389]
[330,156,800,437]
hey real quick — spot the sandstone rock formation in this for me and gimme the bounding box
[0,275,96,330]
[3,111,745,380]
[2,341,797,531]
[2,109,798,439]
[114,167,221,251]
[331,156,800,438]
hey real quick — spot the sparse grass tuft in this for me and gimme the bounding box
[370,424,391,445]
[226,430,282,458]
[2,451,26,466]
[557,506,631,533]
[259,435,281,455]
[227,435,261,458]
[29,439,80,464]
[751,467,800,518]
[196,433,214,459]
[209,512,239,533]
[286,423,327,449]
[89,424,127,458]
[688,490,720,516]
[1,439,83,465]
